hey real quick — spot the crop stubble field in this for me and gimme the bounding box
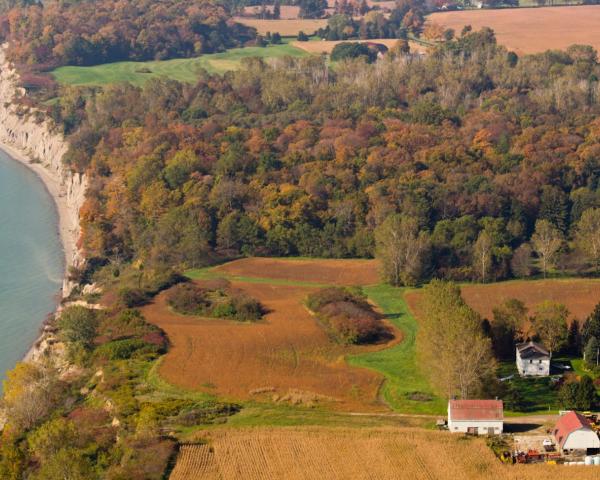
[170,427,599,480]
[406,279,600,323]
[142,258,399,411]
[430,6,600,55]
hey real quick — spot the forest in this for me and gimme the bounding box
[0,0,255,71]
[32,29,600,287]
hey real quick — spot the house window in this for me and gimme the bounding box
[539,360,542,364]
[529,360,533,364]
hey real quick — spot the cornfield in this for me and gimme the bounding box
[170,427,600,480]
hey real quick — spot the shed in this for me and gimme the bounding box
[516,341,550,377]
[447,399,503,435]
[553,411,600,454]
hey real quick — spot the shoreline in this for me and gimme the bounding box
[0,143,77,278]
[0,47,87,366]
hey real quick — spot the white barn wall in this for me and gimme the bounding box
[563,429,600,451]
[447,419,503,435]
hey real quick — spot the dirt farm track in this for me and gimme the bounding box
[170,427,600,480]
[430,6,600,55]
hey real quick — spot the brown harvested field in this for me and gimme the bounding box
[213,257,381,286]
[233,17,327,36]
[429,6,600,55]
[292,38,428,54]
[169,427,599,480]
[406,279,600,322]
[143,272,398,411]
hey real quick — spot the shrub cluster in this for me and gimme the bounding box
[307,287,388,344]
[166,281,263,322]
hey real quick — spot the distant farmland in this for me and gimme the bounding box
[429,6,600,55]
[170,427,600,480]
[233,17,328,36]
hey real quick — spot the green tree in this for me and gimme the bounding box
[539,185,569,234]
[559,381,580,409]
[418,280,496,398]
[375,214,430,286]
[584,336,600,368]
[298,0,327,18]
[576,375,597,410]
[531,301,569,355]
[582,300,600,347]
[491,299,528,359]
[58,306,98,349]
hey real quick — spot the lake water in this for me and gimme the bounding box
[0,149,64,388]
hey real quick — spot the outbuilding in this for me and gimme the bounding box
[553,411,600,454]
[447,399,503,435]
[516,341,550,377]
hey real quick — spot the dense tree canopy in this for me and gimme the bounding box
[0,0,255,70]
[35,30,600,282]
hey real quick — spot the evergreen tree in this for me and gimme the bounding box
[539,185,570,234]
[582,300,600,346]
[584,336,600,368]
[576,375,597,410]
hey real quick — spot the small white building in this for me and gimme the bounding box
[554,411,600,454]
[447,399,503,435]
[516,341,550,377]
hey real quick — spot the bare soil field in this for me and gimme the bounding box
[233,17,328,36]
[143,270,399,410]
[292,38,428,54]
[213,257,381,285]
[170,427,598,480]
[406,279,600,322]
[430,6,600,55]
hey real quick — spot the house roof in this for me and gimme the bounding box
[517,341,550,359]
[448,400,503,421]
[553,411,594,449]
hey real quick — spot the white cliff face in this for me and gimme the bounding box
[0,46,86,296]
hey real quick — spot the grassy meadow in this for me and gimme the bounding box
[52,43,309,86]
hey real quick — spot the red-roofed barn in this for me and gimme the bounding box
[553,411,600,454]
[447,399,503,435]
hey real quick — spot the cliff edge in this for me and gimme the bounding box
[0,46,86,296]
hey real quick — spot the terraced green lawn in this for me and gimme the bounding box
[52,43,309,86]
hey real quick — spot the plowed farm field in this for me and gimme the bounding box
[429,6,600,55]
[169,427,599,480]
[406,278,600,323]
[212,257,381,286]
[142,259,398,411]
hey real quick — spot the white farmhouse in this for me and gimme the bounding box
[554,411,600,454]
[516,341,550,377]
[447,399,503,435]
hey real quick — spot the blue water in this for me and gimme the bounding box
[0,149,64,387]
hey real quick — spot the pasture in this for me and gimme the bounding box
[429,6,600,55]
[142,258,402,412]
[169,427,599,480]
[51,43,308,86]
